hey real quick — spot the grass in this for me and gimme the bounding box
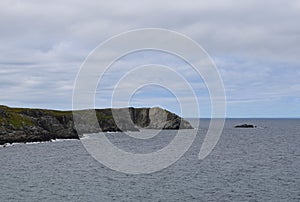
[0,112,34,128]
[45,109,72,117]
[9,113,34,128]
[96,112,113,121]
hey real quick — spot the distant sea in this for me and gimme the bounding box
[0,119,299,201]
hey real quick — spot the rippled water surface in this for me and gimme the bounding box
[0,119,299,201]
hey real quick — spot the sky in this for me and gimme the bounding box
[0,0,300,118]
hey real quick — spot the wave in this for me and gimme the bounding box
[0,138,78,148]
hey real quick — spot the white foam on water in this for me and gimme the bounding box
[0,138,79,148]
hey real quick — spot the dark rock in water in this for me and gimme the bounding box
[0,105,193,145]
[235,124,256,128]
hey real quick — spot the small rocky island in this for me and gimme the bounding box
[235,124,257,128]
[0,105,193,145]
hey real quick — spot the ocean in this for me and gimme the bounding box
[0,119,299,201]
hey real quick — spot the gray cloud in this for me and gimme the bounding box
[1,0,300,64]
[0,0,299,117]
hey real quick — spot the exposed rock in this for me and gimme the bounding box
[145,107,192,129]
[0,105,193,145]
[235,124,256,128]
[0,109,7,118]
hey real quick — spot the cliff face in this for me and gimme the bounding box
[0,106,77,145]
[129,107,193,129]
[0,105,193,145]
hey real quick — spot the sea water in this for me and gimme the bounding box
[0,119,299,201]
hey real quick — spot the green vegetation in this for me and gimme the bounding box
[0,105,72,129]
[0,109,34,128]
[8,113,34,128]
[45,109,72,117]
[0,105,29,113]
[96,112,113,121]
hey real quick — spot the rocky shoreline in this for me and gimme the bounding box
[0,105,193,145]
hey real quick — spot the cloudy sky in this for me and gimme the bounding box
[1,0,300,117]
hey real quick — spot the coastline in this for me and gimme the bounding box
[0,105,193,145]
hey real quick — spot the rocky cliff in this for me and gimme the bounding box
[0,105,193,145]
